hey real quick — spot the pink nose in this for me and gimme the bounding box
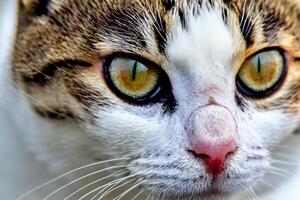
[185,104,238,178]
[189,138,237,177]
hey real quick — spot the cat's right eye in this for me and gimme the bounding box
[236,48,287,99]
[103,54,165,104]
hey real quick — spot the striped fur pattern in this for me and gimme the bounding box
[11,0,300,199]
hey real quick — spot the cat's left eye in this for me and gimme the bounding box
[103,55,164,104]
[236,48,287,98]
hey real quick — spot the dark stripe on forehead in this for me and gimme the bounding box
[262,10,286,40]
[162,0,175,11]
[178,8,187,29]
[34,0,51,16]
[23,59,92,85]
[101,10,147,48]
[222,7,229,24]
[207,0,214,7]
[24,0,51,16]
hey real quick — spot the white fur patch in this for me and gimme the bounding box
[167,8,237,83]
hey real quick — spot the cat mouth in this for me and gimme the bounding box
[153,188,231,200]
[140,170,261,200]
[143,178,240,200]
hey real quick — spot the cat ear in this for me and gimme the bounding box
[17,0,52,32]
[20,0,51,17]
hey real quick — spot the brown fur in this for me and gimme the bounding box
[12,0,300,121]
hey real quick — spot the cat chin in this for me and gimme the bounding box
[157,190,236,200]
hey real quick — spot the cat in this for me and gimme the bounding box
[1,0,300,199]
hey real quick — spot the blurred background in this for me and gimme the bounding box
[0,1,57,199]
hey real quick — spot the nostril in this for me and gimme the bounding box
[225,148,237,159]
[187,139,237,177]
[188,150,210,160]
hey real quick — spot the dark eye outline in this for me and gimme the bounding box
[103,53,174,106]
[236,47,288,99]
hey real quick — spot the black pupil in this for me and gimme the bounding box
[257,57,262,74]
[132,62,138,81]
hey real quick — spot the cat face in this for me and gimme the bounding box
[13,0,300,199]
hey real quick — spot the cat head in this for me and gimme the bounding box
[13,0,300,199]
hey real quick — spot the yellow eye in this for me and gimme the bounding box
[236,49,287,98]
[104,55,161,102]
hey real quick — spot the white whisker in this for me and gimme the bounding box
[17,158,129,200]
[258,179,274,189]
[42,164,128,200]
[98,177,138,200]
[240,0,249,34]
[268,165,295,176]
[272,152,298,161]
[145,187,157,200]
[245,10,263,39]
[89,178,127,200]
[270,159,297,167]
[113,180,145,200]
[157,191,162,200]
[249,187,258,200]
[161,191,166,200]
[64,169,127,200]
[79,175,135,200]
[132,190,144,200]
[246,188,255,200]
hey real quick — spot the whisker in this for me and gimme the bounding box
[242,0,254,35]
[268,166,295,177]
[249,187,258,200]
[267,170,288,178]
[113,180,145,200]
[89,185,112,200]
[10,84,71,120]
[79,175,134,200]
[246,188,255,200]
[79,175,135,200]
[270,159,298,167]
[89,179,128,200]
[97,177,138,200]
[64,169,127,200]
[145,187,157,200]
[258,179,274,189]
[271,144,296,149]
[157,191,162,200]
[42,164,128,200]
[239,0,248,33]
[132,190,144,200]
[17,158,129,200]
[272,152,298,161]
[161,191,166,200]
[245,10,263,39]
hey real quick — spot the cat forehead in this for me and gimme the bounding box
[24,0,293,59]
[167,8,238,68]
[88,0,245,60]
